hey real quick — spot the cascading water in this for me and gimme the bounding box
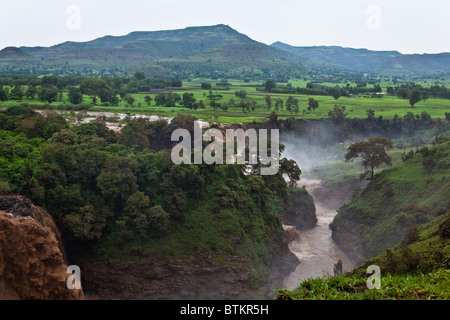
[283,179,354,290]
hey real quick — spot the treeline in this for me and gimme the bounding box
[260,80,450,101]
[387,83,450,100]
[0,72,183,104]
[270,105,450,146]
[260,81,382,99]
[0,106,298,255]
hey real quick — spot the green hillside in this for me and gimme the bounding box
[271,42,401,73]
[330,139,450,265]
[272,41,450,76]
[0,25,307,78]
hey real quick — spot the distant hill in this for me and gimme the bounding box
[0,24,307,78]
[375,52,450,76]
[272,41,450,76]
[1,24,449,77]
[271,42,401,73]
[0,47,33,60]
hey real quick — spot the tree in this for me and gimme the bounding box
[171,79,182,87]
[286,96,298,114]
[308,98,319,113]
[63,204,106,241]
[328,105,348,122]
[38,85,59,103]
[96,156,138,205]
[0,85,9,101]
[144,95,153,106]
[68,86,83,105]
[331,86,341,100]
[275,98,284,111]
[210,100,218,111]
[25,86,38,100]
[201,82,212,90]
[165,91,181,108]
[235,90,247,99]
[264,95,272,110]
[147,205,169,238]
[268,111,278,124]
[134,71,146,81]
[408,89,421,108]
[182,92,196,109]
[264,80,276,93]
[80,78,111,105]
[155,93,167,107]
[366,109,375,120]
[345,136,393,180]
[123,94,135,106]
[279,158,301,188]
[11,85,24,100]
[239,99,250,113]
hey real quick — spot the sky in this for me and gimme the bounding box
[0,0,449,54]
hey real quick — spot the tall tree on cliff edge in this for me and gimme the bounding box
[345,136,393,180]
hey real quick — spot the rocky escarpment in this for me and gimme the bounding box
[278,187,317,230]
[0,196,83,300]
[79,248,297,300]
[77,223,298,300]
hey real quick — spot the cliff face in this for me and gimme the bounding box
[0,196,83,300]
[79,248,297,300]
[279,187,317,230]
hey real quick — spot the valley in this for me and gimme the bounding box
[0,20,449,304]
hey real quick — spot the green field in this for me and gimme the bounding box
[1,79,449,124]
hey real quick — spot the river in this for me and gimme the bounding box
[283,178,354,290]
[35,110,210,132]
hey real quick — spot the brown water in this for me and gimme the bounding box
[36,110,210,132]
[283,179,354,290]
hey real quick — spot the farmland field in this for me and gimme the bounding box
[1,79,449,124]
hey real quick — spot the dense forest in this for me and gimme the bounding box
[0,106,301,263]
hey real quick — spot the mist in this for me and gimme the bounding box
[280,131,351,178]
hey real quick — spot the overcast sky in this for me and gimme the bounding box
[1,0,449,54]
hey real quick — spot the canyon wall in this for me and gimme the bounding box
[0,196,82,300]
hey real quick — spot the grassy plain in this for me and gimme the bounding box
[1,79,449,124]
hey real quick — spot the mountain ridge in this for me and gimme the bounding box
[1,24,449,77]
[271,41,450,76]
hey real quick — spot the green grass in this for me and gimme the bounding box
[331,140,450,262]
[276,269,450,300]
[2,79,449,124]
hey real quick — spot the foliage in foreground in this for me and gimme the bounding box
[277,210,450,300]
[276,269,450,300]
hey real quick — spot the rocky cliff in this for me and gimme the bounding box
[0,196,83,300]
[79,248,298,300]
[278,187,317,230]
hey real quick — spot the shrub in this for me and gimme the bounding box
[438,214,450,239]
[148,206,169,238]
[401,150,415,162]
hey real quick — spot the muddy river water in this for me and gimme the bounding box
[283,179,354,290]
